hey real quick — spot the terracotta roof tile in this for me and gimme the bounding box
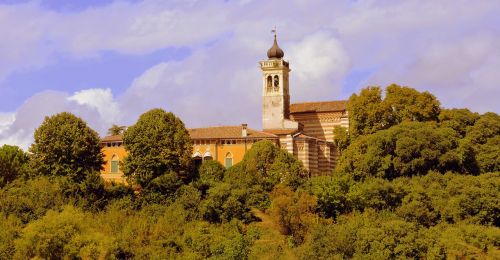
[101,134,123,142]
[263,129,299,135]
[290,100,347,113]
[188,126,277,139]
[101,126,277,142]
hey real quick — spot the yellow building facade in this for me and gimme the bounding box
[100,135,128,183]
[100,125,280,182]
[100,33,348,182]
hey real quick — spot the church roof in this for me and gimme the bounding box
[188,126,277,140]
[290,100,348,113]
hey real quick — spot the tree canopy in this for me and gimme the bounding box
[347,84,440,138]
[29,112,104,182]
[336,121,473,180]
[122,109,193,197]
[107,124,126,136]
[0,145,29,188]
[226,140,307,191]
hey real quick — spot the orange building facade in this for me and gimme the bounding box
[100,125,280,182]
[100,135,128,183]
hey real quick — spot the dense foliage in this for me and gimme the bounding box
[347,84,440,138]
[0,86,499,258]
[29,112,104,182]
[0,145,29,187]
[107,124,126,136]
[337,122,466,179]
[122,108,193,202]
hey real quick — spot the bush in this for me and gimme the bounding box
[0,177,67,224]
[14,206,114,259]
[269,186,317,246]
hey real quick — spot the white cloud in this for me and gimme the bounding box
[1,0,500,149]
[287,31,350,101]
[0,112,15,135]
[0,88,122,150]
[67,88,121,124]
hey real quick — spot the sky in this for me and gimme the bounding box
[0,0,499,149]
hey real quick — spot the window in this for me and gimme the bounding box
[267,75,272,92]
[203,151,213,161]
[110,154,119,173]
[225,152,233,168]
[274,75,279,91]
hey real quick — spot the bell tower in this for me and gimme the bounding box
[260,32,298,130]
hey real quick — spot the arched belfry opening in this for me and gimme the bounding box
[267,75,272,93]
[274,75,280,92]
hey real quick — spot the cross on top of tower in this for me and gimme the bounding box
[271,26,277,38]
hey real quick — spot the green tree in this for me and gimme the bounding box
[336,122,465,179]
[14,206,113,259]
[347,86,389,138]
[226,140,307,191]
[465,112,500,145]
[475,136,500,173]
[439,108,480,137]
[107,124,126,136]
[465,112,500,173]
[29,112,104,182]
[0,177,67,223]
[333,126,350,152]
[195,160,226,195]
[269,186,317,246]
[0,145,29,187]
[396,190,440,227]
[199,160,225,184]
[384,84,440,124]
[200,183,252,223]
[0,215,22,259]
[347,85,441,139]
[122,109,193,197]
[307,174,353,219]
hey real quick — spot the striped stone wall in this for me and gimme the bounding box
[290,111,348,142]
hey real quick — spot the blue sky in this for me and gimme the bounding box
[0,0,499,148]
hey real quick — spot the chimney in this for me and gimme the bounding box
[241,124,248,137]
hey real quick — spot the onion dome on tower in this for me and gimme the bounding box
[267,34,284,59]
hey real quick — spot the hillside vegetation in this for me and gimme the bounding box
[0,84,499,259]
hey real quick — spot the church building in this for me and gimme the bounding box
[100,33,348,182]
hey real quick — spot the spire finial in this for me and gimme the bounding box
[267,27,284,59]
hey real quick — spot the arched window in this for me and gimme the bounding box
[267,75,272,92]
[225,152,233,168]
[193,151,202,169]
[110,154,119,173]
[203,151,213,161]
[274,75,279,92]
